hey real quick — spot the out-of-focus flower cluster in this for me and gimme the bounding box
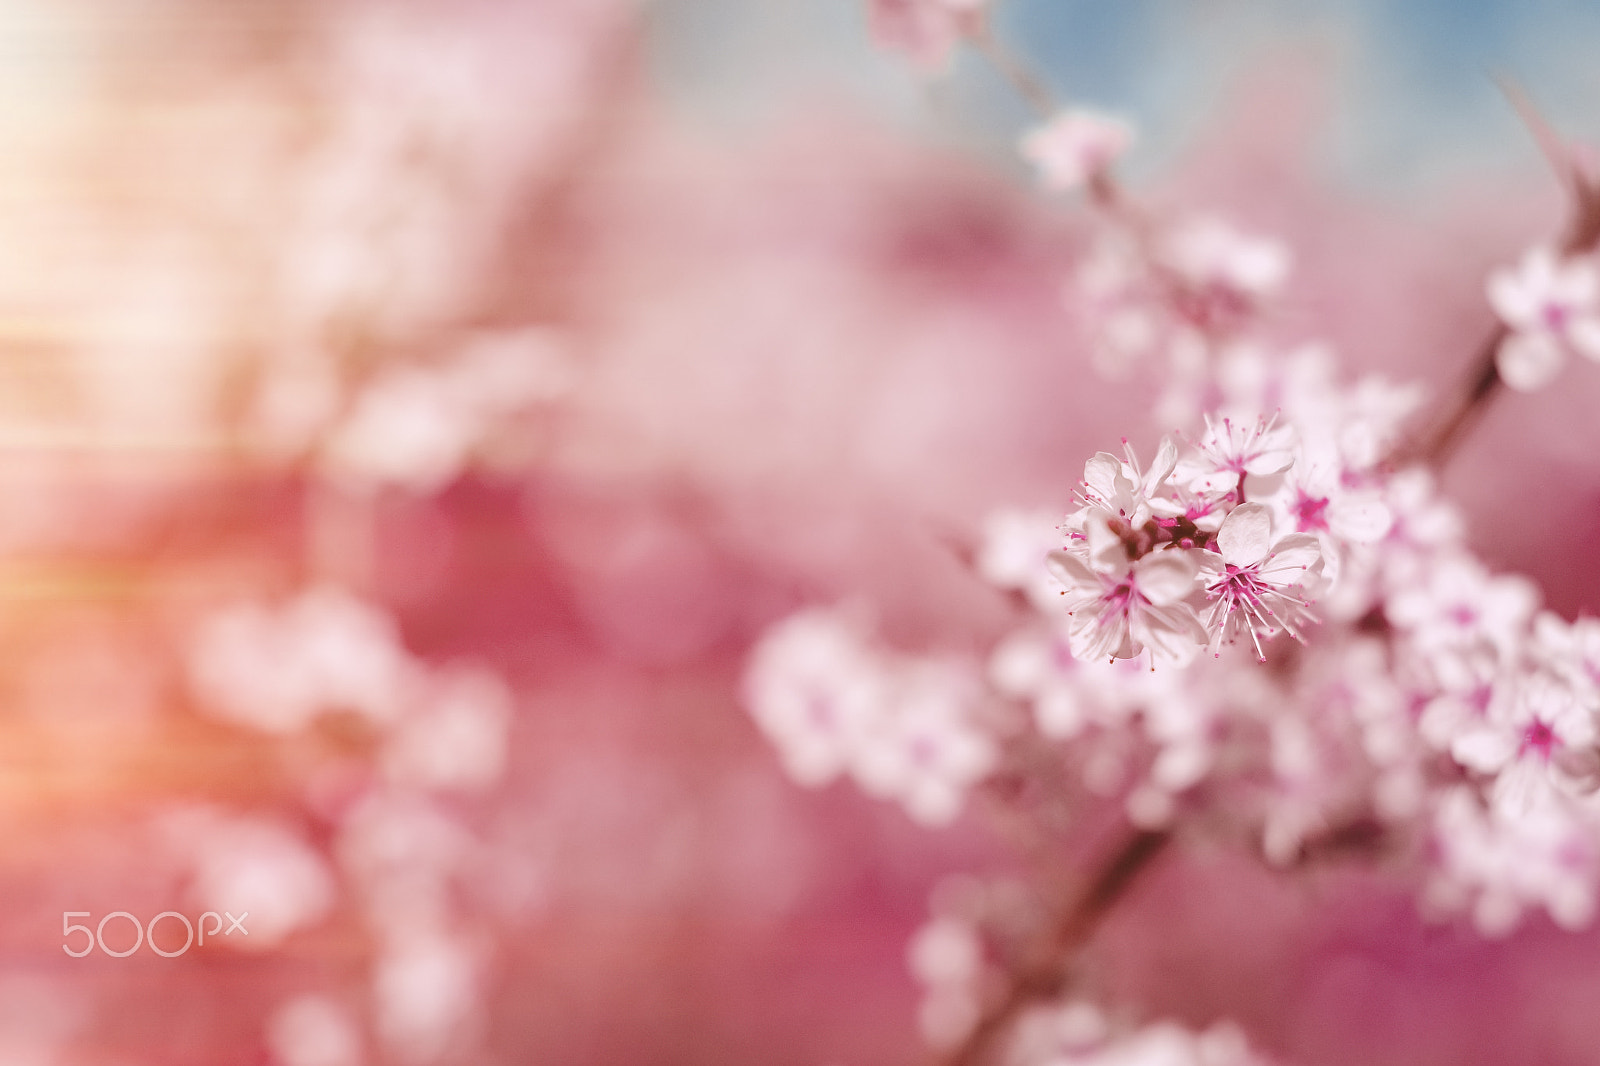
[184,584,514,1062]
[1488,246,1600,390]
[869,0,990,72]
[11,0,1600,1061]
[745,606,997,826]
[744,24,1600,1060]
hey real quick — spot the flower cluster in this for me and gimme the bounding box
[1071,212,1288,392]
[1046,421,1330,667]
[1020,110,1136,195]
[908,909,1282,1065]
[1488,245,1600,390]
[1006,1007,1278,1066]
[188,585,514,1061]
[868,0,989,72]
[743,607,998,825]
[743,18,1600,1061]
[251,326,578,492]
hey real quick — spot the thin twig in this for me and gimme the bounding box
[942,829,1170,1066]
[971,23,1056,120]
[967,25,1137,223]
[1398,82,1600,470]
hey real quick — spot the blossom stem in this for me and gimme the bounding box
[1403,93,1600,469]
[1404,323,1508,468]
[969,26,1129,219]
[971,24,1056,120]
[942,828,1170,1066]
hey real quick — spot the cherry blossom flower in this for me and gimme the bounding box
[744,609,996,823]
[1020,109,1135,193]
[266,995,364,1066]
[854,660,998,825]
[1530,612,1600,699]
[907,915,986,1048]
[1487,246,1600,390]
[868,0,986,72]
[1429,786,1600,936]
[190,587,416,734]
[1380,469,1465,555]
[1186,413,1297,499]
[1385,553,1539,660]
[1198,503,1325,660]
[980,507,1071,612]
[741,608,886,787]
[1076,436,1179,529]
[989,624,1088,738]
[1268,449,1391,545]
[1450,672,1600,815]
[1008,1009,1280,1066]
[319,328,576,493]
[1007,1001,1110,1064]
[383,667,513,793]
[1047,544,1206,666]
[1126,671,1224,827]
[159,808,337,950]
[1162,216,1291,295]
[1159,216,1291,331]
[1413,648,1515,755]
[319,369,481,494]
[336,791,476,927]
[1260,712,1367,864]
[372,929,484,1064]
[1072,231,1166,377]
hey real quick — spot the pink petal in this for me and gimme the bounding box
[1552,255,1600,308]
[1085,512,1129,574]
[1131,602,1204,667]
[1141,435,1178,496]
[1487,264,1539,327]
[1258,533,1324,587]
[1083,452,1130,506]
[1452,729,1516,773]
[1567,316,1600,363]
[1045,549,1097,591]
[1067,604,1132,662]
[1496,332,1563,391]
[1242,448,1296,476]
[1132,549,1199,605]
[1217,503,1273,567]
[1326,496,1392,543]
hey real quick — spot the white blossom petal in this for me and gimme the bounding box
[1453,728,1516,774]
[1045,549,1097,591]
[1326,495,1392,543]
[1132,549,1199,605]
[1568,316,1600,363]
[1496,331,1564,391]
[1083,453,1131,509]
[1217,503,1273,567]
[1130,602,1204,667]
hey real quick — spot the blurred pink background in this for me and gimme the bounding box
[1,1,1599,1063]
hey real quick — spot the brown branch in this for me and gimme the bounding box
[942,829,1170,1066]
[1396,84,1600,470]
[1399,323,1508,468]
